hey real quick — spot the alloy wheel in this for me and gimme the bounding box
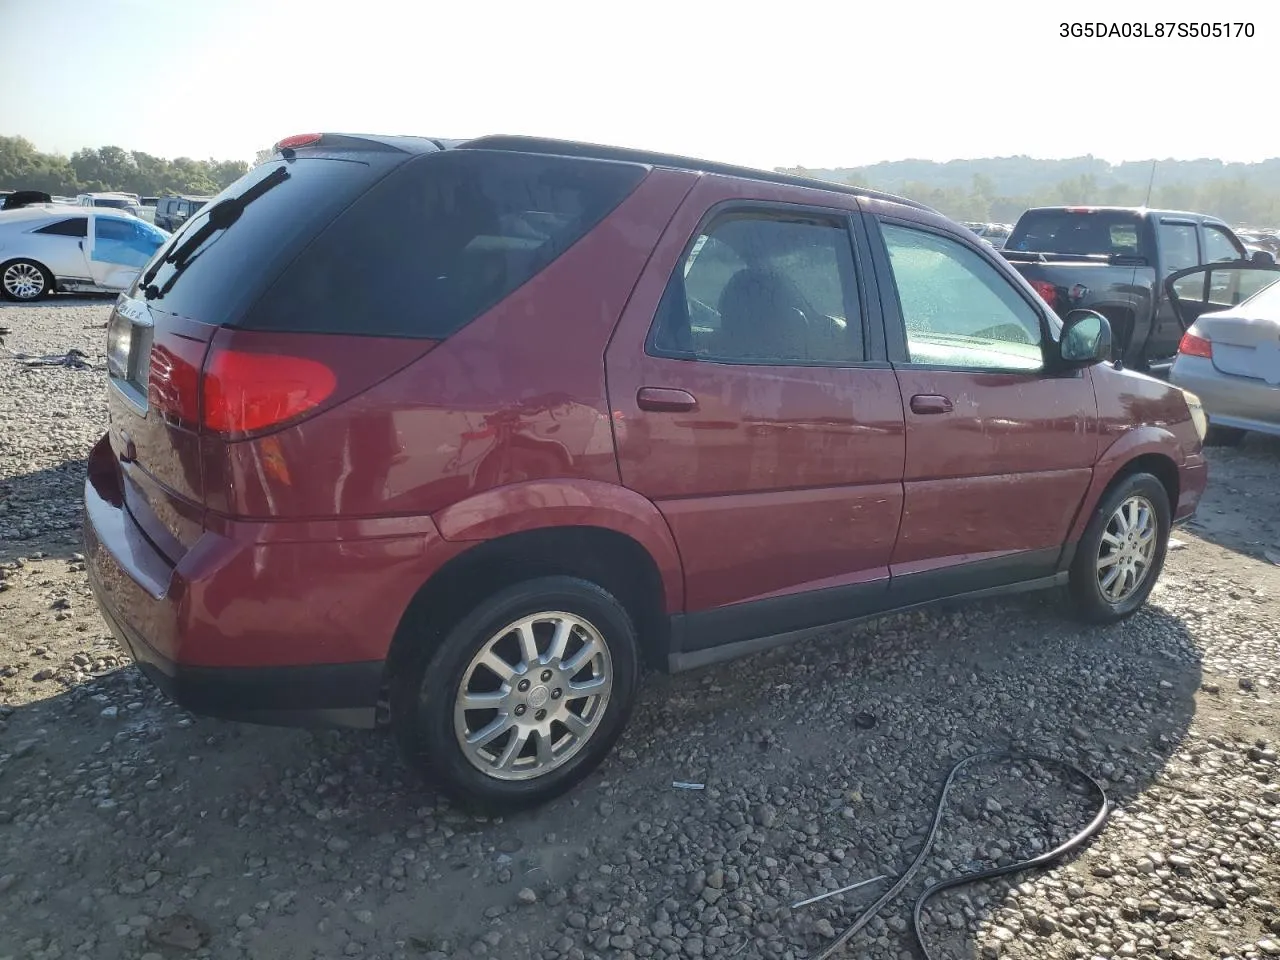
[3,263,45,300]
[1096,494,1158,603]
[453,611,613,781]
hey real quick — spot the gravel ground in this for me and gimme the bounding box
[1,298,1278,960]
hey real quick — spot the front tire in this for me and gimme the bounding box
[1,259,53,301]
[391,576,639,811]
[1069,473,1171,623]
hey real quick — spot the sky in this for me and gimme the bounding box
[1,0,1275,171]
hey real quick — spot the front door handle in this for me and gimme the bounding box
[637,387,699,413]
[910,394,953,415]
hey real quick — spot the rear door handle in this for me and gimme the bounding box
[910,394,953,415]
[637,387,699,413]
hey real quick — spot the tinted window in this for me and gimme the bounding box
[881,223,1044,372]
[139,157,399,324]
[1204,225,1242,263]
[651,213,863,364]
[96,218,138,242]
[1159,222,1200,273]
[93,217,166,268]
[245,151,647,337]
[34,217,87,237]
[93,198,131,209]
[1008,210,1148,258]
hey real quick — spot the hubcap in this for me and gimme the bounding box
[454,611,613,781]
[1096,494,1158,603]
[3,263,44,300]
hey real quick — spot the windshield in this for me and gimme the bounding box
[93,198,132,209]
[1008,210,1147,259]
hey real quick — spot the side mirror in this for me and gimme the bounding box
[1059,309,1112,366]
[1251,249,1276,266]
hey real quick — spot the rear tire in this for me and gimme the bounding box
[390,576,639,812]
[1069,472,1171,624]
[1204,424,1247,447]
[1,259,53,301]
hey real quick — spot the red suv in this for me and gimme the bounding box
[84,134,1209,809]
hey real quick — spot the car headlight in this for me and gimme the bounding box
[1181,389,1208,442]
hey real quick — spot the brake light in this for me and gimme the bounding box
[1178,332,1213,359]
[1030,279,1058,309]
[202,349,336,436]
[274,133,323,151]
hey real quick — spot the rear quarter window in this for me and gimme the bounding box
[243,150,648,338]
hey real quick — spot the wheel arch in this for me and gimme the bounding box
[1067,429,1183,545]
[384,524,673,692]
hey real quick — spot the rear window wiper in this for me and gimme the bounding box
[141,166,290,294]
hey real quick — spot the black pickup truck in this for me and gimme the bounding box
[1002,206,1274,371]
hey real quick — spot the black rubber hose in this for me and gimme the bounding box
[808,752,1111,960]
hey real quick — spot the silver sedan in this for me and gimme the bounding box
[1169,263,1280,444]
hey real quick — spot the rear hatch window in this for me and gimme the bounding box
[137,155,401,325]
[242,150,649,338]
[1008,210,1149,261]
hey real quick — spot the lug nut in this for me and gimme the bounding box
[514,704,526,716]
[517,679,531,692]
[535,709,547,721]
[540,669,553,682]
[551,688,562,700]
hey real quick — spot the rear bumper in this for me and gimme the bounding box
[93,592,383,728]
[82,433,463,729]
[1172,356,1280,436]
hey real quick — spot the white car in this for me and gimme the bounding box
[0,205,171,301]
[77,192,146,219]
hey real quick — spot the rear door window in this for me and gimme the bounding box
[246,150,648,338]
[650,211,864,364]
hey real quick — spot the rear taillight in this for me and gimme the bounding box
[1030,279,1058,310]
[1178,331,1213,359]
[148,344,202,426]
[202,349,336,436]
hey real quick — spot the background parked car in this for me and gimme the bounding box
[76,192,146,219]
[154,195,211,231]
[1167,261,1280,444]
[2,190,53,210]
[0,205,170,300]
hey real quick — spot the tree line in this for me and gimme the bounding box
[777,156,1280,228]
[0,136,249,198]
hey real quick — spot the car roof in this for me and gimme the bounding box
[0,204,88,224]
[280,132,939,214]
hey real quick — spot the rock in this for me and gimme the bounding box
[326,836,350,854]
[100,705,118,719]
[517,887,537,905]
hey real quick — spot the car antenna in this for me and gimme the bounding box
[1115,159,1159,371]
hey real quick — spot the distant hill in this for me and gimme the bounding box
[774,156,1280,227]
